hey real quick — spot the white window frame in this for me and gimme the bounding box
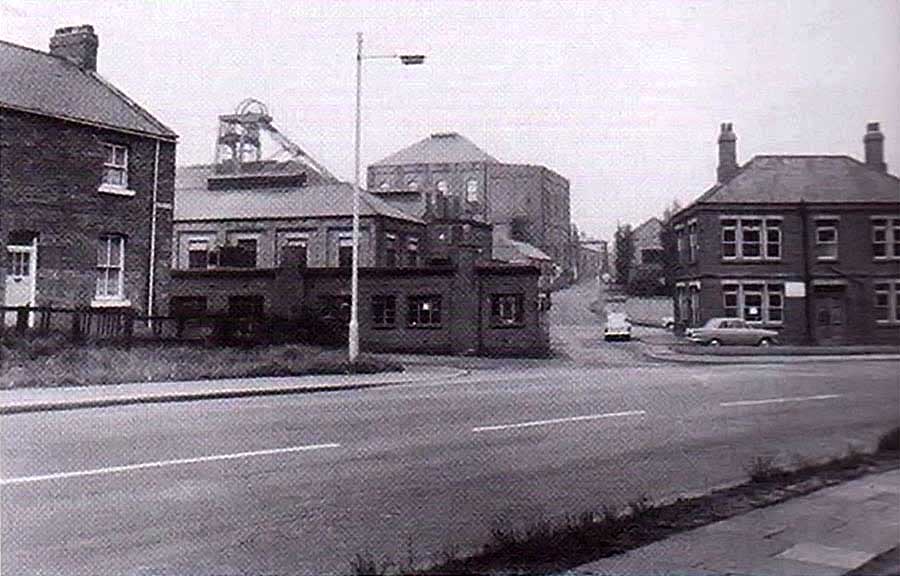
[721,280,784,325]
[408,295,443,328]
[94,234,127,304]
[874,280,900,325]
[814,218,839,261]
[871,216,900,260]
[720,216,782,261]
[99,143,134,196]
[187,237,211,269]
[687,219,699,263]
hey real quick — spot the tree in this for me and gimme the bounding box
[613,224,634,285]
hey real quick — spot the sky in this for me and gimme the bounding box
[2,0,898,241]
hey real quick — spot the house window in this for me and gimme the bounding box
[371,295,397,328]
[721,220,737,259]
[10,251,30,277]
[102,143,128,188]
[279,233,309,268]
[406,236,419,267]
[436,180,449,196]
[491,294,524,326]
[96,234,125,299]
[466,179,479,202]
[385,233,398,267]
[723,284,739,317]
[408,295,442,328]
[721,217,782,261]
[722,282,784,324]
[338,234,353,268]
[874,281,900,324]
[187,238,210,269]
[815,220,839,260]
[765,221,781,259]
[687,221,698,262]
[872,218,900,259]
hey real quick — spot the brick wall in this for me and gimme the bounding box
[1,109,175,314]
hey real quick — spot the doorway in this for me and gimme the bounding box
[813,285,847,345]
[5,243,37,327]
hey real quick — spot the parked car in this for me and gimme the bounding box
[688,317,778,346]
[661,316,675,330]
[604,312,632,341]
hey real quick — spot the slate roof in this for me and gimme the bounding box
[372,132,499,166]
[0,39,176,139]
[174,165,423,223]
[492,234,553,263]
[692,155,900,206]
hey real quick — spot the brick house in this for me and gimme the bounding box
[171,163,549,356]
[1,26,177,321]
[628,217,666,292]
[366,132,572,281]
[671,122,900,345]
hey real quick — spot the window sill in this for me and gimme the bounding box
[721,259,782,264]
[875,320,900,326]
[98,185,136,197]
[91,298,132,308]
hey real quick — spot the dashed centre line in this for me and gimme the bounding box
[720,394,842,408]
[472,410,646,433]
[0,443,341,487]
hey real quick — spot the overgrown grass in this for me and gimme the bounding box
[352,436,900,575]
[0,336,402,389]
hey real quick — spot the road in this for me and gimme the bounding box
[2,353,898,575]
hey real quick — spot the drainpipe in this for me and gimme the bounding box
[147,139,161,322]
[799,200,813,344]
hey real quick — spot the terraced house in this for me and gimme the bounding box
[1,26,176,321]
[671,122,900,345]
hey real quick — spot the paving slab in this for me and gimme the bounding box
[568,468,900,576]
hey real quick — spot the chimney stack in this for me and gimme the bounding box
[864,122,886,172]
[717,122,738,183]
[49,25,98,71]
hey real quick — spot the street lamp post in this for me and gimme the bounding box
[349,32,425,363]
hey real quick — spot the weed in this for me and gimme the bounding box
[745,455,783,483]
[878,426,900,453]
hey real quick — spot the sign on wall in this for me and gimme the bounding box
[785,281,806,298]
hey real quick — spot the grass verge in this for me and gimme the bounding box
[351,431,900,575]
[0,336,402,389]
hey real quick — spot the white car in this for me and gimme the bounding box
[604,312,632,341]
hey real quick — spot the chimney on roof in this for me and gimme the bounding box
[717,122,738,183]
[49,25,98,71]
[864,122,887,172]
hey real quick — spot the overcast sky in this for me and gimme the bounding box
[3,0,898,240]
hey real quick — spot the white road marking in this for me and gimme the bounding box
[0,443,341,487]
[720,394,842,408]
[472,410,646,433]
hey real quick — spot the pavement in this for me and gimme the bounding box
[0,364,467,414]
[567,468,900,576]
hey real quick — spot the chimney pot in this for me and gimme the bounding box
[717,122,738,183]
[49,25,98,71]
[864,122,886,172]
